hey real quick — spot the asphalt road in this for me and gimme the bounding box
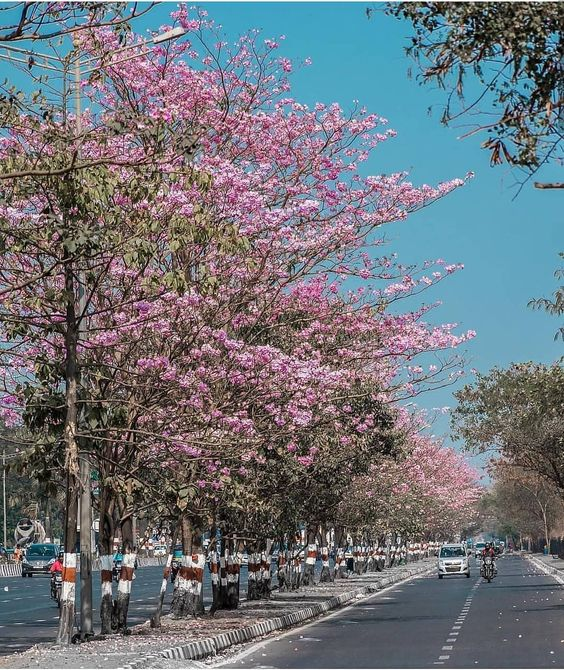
[219,555,564,669]
[0,564,254,657]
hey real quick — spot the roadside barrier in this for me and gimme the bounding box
[0,555,166,578]
[0,562,22,577]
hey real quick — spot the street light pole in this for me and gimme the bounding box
[73,45,94,640]
[2,448,6,548]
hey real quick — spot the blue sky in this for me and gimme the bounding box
[143,2,562,472]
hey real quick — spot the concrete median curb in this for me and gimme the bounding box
[525,554,564,585]
[120,562,433,669]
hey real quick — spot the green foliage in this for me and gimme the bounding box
[529,252,564,341]
[452,362,564,492]
[386,2,564,174]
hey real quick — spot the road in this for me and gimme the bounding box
[0,564,254,657]
[218,555,564,669]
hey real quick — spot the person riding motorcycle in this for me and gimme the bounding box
[50,550,64,574]
[481,542,497,575]
[50,551,64,602]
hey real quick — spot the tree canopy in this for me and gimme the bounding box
[384,2,564,188]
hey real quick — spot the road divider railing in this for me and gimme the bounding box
[0,561,22,577]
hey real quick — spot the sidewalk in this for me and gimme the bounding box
[524,552,564,585]
[529,552,564,572]
[0,559,434,670]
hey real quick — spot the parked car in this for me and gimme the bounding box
[437,543,471,579]
[21,543,61,577]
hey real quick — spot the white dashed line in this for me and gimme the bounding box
[443,646,453,651]
[439,655,450,660]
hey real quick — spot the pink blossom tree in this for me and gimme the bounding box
[0,5,478,637]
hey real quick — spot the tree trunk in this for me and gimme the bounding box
[151,523,179,628]
[224,538,241,609]
[115,512,136,634]
[56,263,80,646]
[319,526,332,582]
[247,545,261,601]
[209,549,220,614]
[260,548,272,598]
[543,507,550,553]
[98,485,115,635]
[302,524,317,586]
[56,474,79,645]
[291,543,302,590]
[171,515,205,617]
[277,540,289,592]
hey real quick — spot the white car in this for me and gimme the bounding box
[153,544,167,556]
[438,544,471,579]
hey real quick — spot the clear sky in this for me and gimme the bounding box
[142,2,562,472]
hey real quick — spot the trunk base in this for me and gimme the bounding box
[100,593,113,635]
[302,562,315,586]
[115,592,131,634]
[171,587,205,618]
[55,600,75,646]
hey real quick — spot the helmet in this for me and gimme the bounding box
[485,542,491,549]
[58,550,64,559]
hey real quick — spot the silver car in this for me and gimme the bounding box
[437,544,470,579]
[21,543,61,577]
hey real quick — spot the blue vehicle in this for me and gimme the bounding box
[171,544,183,583]
[112,552,122,582]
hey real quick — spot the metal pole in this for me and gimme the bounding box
[74,49,93,639]
[2,449,7,548]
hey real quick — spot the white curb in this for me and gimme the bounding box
[525,554,564,586]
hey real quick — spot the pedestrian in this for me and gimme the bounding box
[13,544,22,562]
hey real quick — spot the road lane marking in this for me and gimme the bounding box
[442,646,453,651]
[439,655,450,660]
[452,625,461,630]
[447,638,456,643]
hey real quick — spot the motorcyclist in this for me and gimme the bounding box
[50,551,63,600]
[50,550,64,574]
[481,542,497,574]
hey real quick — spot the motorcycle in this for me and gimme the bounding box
[50,571,62,607]
[481,555,495,582]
